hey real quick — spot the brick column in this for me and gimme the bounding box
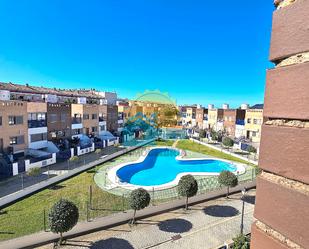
[251,0,309,248]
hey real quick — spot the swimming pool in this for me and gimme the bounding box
[109,147,244,189]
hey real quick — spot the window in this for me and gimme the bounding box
[30,133,47,143]
[92,114,97,120]
[92,126,98,132]
[252,131,257,137]
[49,114,58,123]
[0,116,2,126]
[83,114,89,120]
[10,135,24,145]
[60,113,67,122]
[99,113,106,121]
[100,125,106,131]
[72,128,82,135]
[9,116,23,125]
[247,118,251,124]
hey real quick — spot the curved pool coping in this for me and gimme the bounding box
[106,146,246,191]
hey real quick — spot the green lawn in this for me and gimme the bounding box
[153,139,175,147]
[0,166,127,241]
[176,140,253,165]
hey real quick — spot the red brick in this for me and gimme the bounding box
[264,62,309,120]
[254,177,309,248]
[251,222,289,249]
[270,0,309,61]
[259,125,309,184]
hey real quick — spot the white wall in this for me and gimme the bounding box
[28,127,48,149]
[77,143,95,156]
[25,153,56,171]
[72,123,83,130]
[235,124,245,138]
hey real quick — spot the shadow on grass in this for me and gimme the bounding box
[243,195,255,205]
[158,218,192,233]
[48,185,65,190]
[90,238,134,249]
[203,205,239,217]
[0,210,8,215]
[0,231,15,235]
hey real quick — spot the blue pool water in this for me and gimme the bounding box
[116,148,236,186]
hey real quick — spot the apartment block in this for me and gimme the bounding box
[251,0,309,248]
[223,109,246,137]
[244,106,263,143]
[0,82,120,178]
[47,103,72,140]
[0,100,28,156]
[208,108,223,131]
[27,102,48,150]
[196,106,208,129]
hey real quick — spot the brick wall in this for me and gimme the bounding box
[251,0,309,248]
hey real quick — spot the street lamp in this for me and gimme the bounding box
[240,187,247,234]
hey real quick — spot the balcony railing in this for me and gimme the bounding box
[28,120,47,128]
[99,117,107,122]
[28,153,53,164]
[236,119,245,125]
[72,117,82,124]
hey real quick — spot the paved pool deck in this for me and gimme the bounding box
[94,146,254,197]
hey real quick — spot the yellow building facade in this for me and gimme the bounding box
[244,109,263,143]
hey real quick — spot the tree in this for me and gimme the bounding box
[49,199,79,245]
[222,137,234,148]
[199,129,206,139]
[128,188,151,224]
[232,234,250,249]
[177,175,198,210]
[218,170,238,198]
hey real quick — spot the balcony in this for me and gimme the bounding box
[28,120,47,128]
[236,119,245,125]
[99,117,107,122]
[72,117,82,124]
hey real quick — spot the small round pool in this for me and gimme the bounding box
[115,147,238,186]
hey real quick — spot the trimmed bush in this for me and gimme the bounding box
[95,148,102,154]
[49,199,79,245]
[247,145,257,154]
[210,130,218,141]
[128,188,151,224]
[232,234,250,249]
[177,175,198,210]
[222,137,234,147]
[218,170,238,198]
[69,156,79,162]
[199,129,206,139]
[27,167,41,177]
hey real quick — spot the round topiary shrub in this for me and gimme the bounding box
[49,199,79,245]
[177,174,198,210]
[222,137,234,147]
[128,188,151,224]
[218,170,238,198]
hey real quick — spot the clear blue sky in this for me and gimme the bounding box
[0,0,274,108]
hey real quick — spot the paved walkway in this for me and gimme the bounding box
[0,181,255,249]
[39,190,256,249]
